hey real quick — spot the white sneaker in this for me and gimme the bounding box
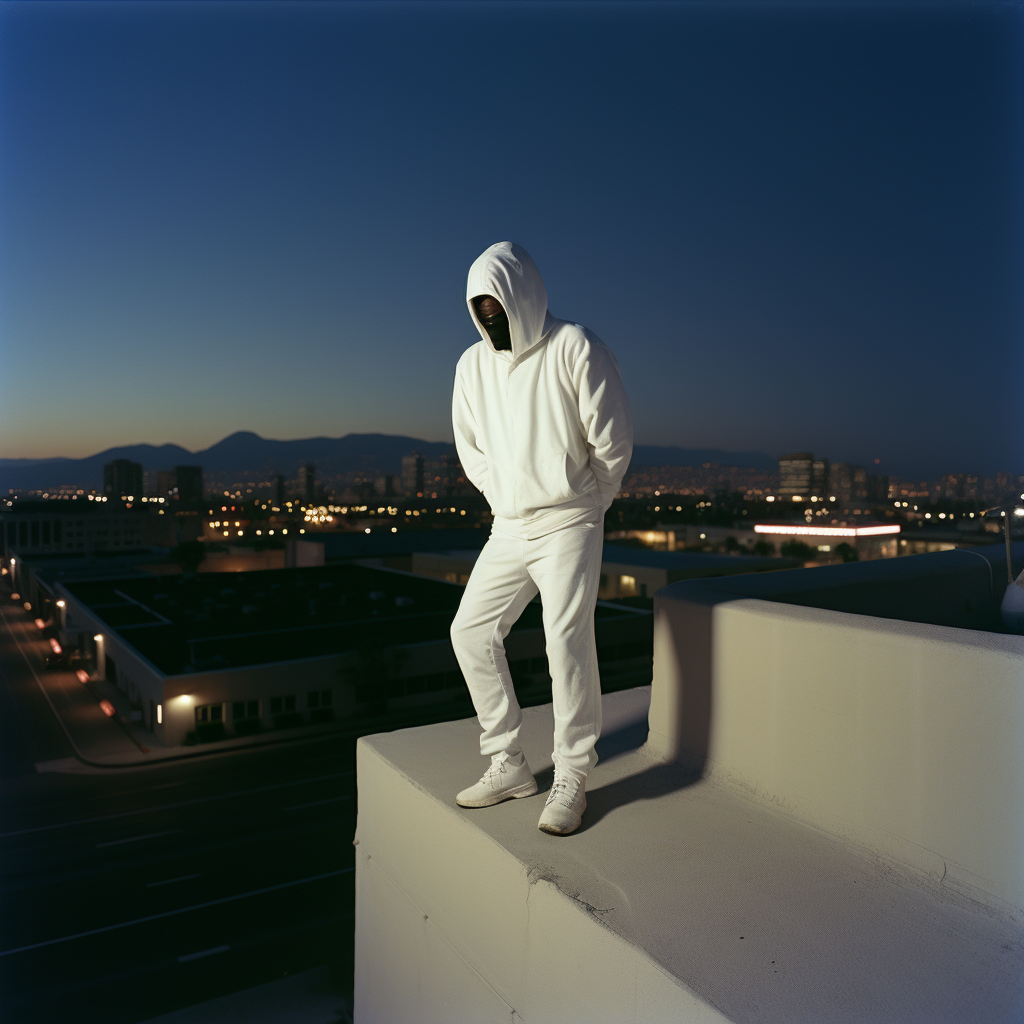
[456,753,538,808]
[537,770,586,835]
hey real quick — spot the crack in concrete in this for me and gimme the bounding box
[527,865,614,915]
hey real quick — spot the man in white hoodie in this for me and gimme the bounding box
[450,242,633,835]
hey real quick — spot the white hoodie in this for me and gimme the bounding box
[452,242,633,541]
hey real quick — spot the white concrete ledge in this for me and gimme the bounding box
[354,688,1024,1024]
[649,581,1024,913]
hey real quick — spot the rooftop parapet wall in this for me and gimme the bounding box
[648,546,1024,912]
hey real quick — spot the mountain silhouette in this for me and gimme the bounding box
[0,432,779,492]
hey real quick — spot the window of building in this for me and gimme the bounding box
[619,574,637,596]
[232,700,260,720]
[42,522,51,544]
[270,694,296,715]
[30,522,39,547]
[195,703,223,724]
[308,689,332,708]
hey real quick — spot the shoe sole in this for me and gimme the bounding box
[538,797,586,835]
[455,780,538,808]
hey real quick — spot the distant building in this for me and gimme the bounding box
[778,454,814,496]
[1,501,175,558]
[374,474,397,498]
[408,543,799,600]
[104,459,144,498]
[175,465,203,503]
[45,564,652,745]
[275,474,286,504]
[812,458,830,496]
[299,464,316,501]
[440,454,467,497]
[154,470,175,497]
[402,452,425,495]
[829,463,889,506]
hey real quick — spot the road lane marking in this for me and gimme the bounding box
[0,771,352,838]
[147,873,201,888]
[283,796,351,811]
[95,829,180,848]
[0,867,354,957]
[178,944,229,963]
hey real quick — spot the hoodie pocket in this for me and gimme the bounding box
[516,450,579,512]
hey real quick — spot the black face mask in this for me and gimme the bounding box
[479,310,512,351]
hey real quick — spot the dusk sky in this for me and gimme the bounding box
[1,1,1021,479]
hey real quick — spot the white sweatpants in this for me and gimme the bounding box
[450,523,604,779]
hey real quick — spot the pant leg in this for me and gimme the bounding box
[450,532,539,759]
[525,522,604,779]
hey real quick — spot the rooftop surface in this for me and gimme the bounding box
[670,542,1023,634]
[319,527,488,560]
[60,565,645,676]
[601,543,798,572]
[357,687,1024,1023]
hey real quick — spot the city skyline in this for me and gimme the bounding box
[3,425,1021,498]
[2,2,1021,473]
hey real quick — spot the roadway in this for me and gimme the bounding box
[0,607,357,1023]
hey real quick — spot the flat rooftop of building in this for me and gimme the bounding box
[60,565,647,676]
[674,543,1022,634]
[601,543,799,573]
[19,550,169,584]
[356,687,1024,1023]
[318,527,489,561]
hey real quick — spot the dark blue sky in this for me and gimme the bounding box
[2,0,1020,479]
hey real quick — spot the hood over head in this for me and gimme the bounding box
[467,242,550,358]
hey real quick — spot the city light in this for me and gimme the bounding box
[56,600,65,608]
[157,704,163,724]
[754,523,900,538]
[76,669,90,684]
[94,634,103,642]
[49,638,62,654]
[99,700,116,717]
[35,618,45,629]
